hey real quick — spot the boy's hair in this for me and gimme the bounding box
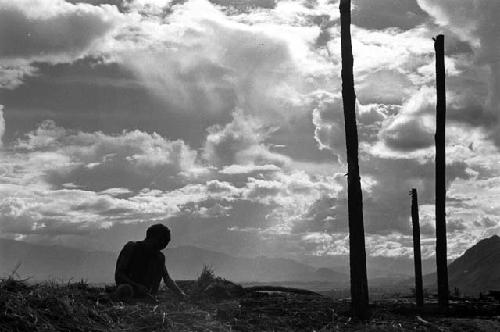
[146,224,171,245]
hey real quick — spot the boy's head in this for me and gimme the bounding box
[145,223,171,250]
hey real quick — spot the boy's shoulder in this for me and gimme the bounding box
[122,241,138,250]
[120,241,165,258]
[118,241,140,256]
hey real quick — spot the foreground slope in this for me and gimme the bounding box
[2,277,500,332]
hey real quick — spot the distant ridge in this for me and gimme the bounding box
[0,239,348,285]
[424,235,500,295]
[0,239,115,283]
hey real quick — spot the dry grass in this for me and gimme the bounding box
[2,269,500,332]
[193,265,217,294]
[0,274,230,332]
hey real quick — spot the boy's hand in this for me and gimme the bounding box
[177,290,187,300]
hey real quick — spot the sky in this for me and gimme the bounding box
[0,0,499,262]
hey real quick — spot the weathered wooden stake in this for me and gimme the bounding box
[434,34,449,308]
[339,0,370,320]
[411,188,424,307]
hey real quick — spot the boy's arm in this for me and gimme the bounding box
[162,264,186,297]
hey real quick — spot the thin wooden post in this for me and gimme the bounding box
[434,34,449,308]
[411,188,424,307]
[339,0,370,320]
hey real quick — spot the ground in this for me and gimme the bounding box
[1,277,500,332]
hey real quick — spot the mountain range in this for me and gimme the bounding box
[2,235,499,296]
[0,239,349,285]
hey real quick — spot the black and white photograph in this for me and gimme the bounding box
[0,0,499,330]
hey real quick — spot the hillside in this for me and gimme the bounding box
[445,235,500,295]
[0,239,348,285]
[423,235,500,296]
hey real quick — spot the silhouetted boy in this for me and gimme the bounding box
[114,224,185,300]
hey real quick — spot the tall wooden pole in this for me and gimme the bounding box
[411,188,424,307]
[339,0,370,320]
[434,34,449,308]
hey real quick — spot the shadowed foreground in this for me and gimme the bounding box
[2,276,500,332]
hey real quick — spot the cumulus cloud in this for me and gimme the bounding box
[12,120,207,191]
[0,119,346,251]
[0,0,120,59]
[370,85,495,158]
[311,92,346,156]
[377,87,435,152]
[327,24,435,84]
[109,0,329,118]
[203,109,289,167]
[311,92,394,160]
[0,0,122,88]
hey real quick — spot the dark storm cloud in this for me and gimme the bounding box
[0,7,114,58]
[357,70,413,105]
[361,157,470,234]
[382,118,434,152]
[0,60,228,147]
[352,0,428,30]
[417,0,500,145]
[0,0,122,88]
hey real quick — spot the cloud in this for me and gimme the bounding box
[108,0,336,119]
[327,25,435,83]
[416,0,499,61]
[211,0,276,12]
[378,87,435,152]
[203,109,289,167]
[0,105,4,146]
[311,92,395,159]
[416,0,500,143]
[352,0,429,31]
[0,0,123,88]
[0,119,346,251]
[0,0,120,59]
[0,64,38,89]
[311,92,346,157]
[219,164,281,175]
[370,85,494,158]
[13,120,207,191]
[382,118,434,152]
[357,69,414,105]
